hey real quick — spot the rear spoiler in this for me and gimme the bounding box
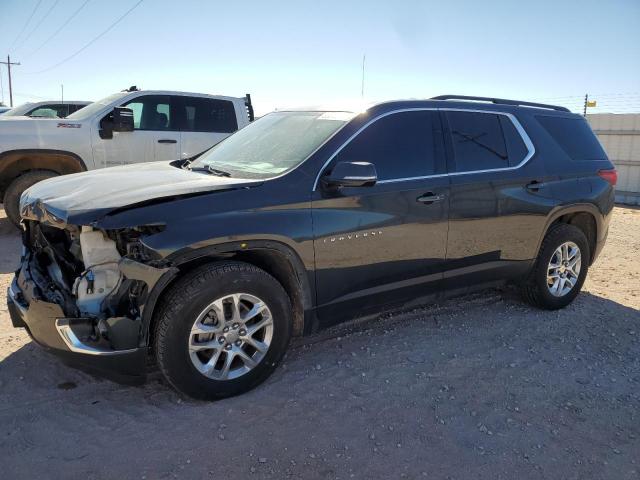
[245,94,255,122]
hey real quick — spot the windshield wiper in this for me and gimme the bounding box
[188,165,232,177]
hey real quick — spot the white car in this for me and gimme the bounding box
[2,101,91,118]
[0,89,254,226]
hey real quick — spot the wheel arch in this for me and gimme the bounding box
[538,204,601,265]
[141,241,313,348]
[0,149,87,196]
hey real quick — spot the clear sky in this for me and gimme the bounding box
[1,0,639,115]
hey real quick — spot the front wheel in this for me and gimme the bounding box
[154,261,292,400]
[521,224,590,310]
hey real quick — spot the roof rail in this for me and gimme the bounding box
[431,95,570,113]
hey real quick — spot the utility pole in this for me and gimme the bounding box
[0,55,21,107]
[361,54,366,98]
[0,63,4,105]
[583,93,588,117]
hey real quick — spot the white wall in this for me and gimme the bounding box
[587,113,640,205]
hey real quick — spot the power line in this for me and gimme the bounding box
[23,0,92,59]
[10,0,44,49]
[17,0,62,52]
[25,0,144,74]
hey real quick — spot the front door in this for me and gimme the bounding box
[312,110,450,327]
[92,94,180,168]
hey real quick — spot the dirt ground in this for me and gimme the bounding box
[0,206,638,480]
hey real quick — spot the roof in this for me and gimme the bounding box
[276,95,579,118]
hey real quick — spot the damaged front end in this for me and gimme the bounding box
[8,220,173,382]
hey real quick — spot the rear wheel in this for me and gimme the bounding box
[3,170,58,227]
[521,224,590,310]
[154,261,292,400]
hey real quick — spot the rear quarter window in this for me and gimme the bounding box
[536,115,607,160]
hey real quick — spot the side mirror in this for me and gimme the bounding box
[112,106,134,132]
[322,161,377,188]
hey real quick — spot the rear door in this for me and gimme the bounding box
[176,96,239,161]
[312,110,450,326]
[442,109,551,286]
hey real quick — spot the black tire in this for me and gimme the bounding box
[154,261,292,400]
[521,223,590,310]
[3,170,58,227]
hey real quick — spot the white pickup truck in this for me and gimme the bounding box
[0,88,254,226]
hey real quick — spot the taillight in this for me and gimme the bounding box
[598,168,617,186]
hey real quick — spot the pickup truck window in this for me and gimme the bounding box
[29,106,64,118]
[124,95,172,130]
[179,97,238,133]
[191,111,354,179]
[333,110,440,180]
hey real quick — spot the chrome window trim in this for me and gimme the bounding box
[312,107,535,191]
[377,173,449,185]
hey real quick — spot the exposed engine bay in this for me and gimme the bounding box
[18,221,169,353]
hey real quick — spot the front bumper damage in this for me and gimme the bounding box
[7,221,172,383]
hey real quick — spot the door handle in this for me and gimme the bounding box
[417,193,445,204]
[526,180,546,192]
[158,139,177,144]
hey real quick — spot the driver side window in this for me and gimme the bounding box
[332,110,441,181]
[123,95,172,131]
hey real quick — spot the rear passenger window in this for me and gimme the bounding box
[536,116,607,160]
[332,111,441,180]
[499,116,529,166]
[446,111,509,172]
[179,97,238,133]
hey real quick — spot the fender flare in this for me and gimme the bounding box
[0,149,87,191]
[534,203,603,259]
[139,239,313,344]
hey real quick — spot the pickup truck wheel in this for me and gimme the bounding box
[521,224,590,310]
[154,261,292,400]
[3,171,58,227]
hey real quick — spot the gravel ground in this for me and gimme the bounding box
[0,206,638,480]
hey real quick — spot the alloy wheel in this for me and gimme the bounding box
[547,241,582,297]
[188,293,273,380]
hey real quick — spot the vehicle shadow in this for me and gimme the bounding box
[0,205,22,274]
[0,288,637,408]
[0,288,638,478]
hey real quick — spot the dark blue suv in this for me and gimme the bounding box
[8,95,616,399]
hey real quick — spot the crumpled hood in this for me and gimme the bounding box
[20,161,262,227]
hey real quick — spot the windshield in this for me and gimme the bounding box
[190,111,355,179]
[2,103,35,117]
[66,92,128,120]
